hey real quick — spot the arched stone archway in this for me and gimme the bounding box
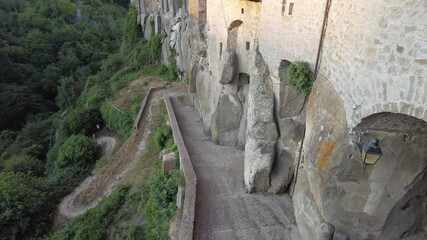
[353,112,427,239]
[227,20,243,50]
[294,77,427,239]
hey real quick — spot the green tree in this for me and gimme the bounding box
[59,107,102,138]
[56,76,83,109]
[1,154,45,177]
[55,134,99,170]
[0,172,54,239]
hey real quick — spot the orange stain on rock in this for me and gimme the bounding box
[316,140,337,171]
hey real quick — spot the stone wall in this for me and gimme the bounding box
[319,0,427,128]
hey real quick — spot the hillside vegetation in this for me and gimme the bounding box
[0,1,179,239]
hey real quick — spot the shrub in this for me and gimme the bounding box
[55,134,100,170]
[0,172,54,239]
[101,102,133,137]
[47,185,130,240]
[285,61,313,95]
[142,170,179,240]
[154,124,173,150]
[59,107,103,138]
[77,84,109,109]
[1,154,45,177]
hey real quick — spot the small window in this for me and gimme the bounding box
[246,42,250,50]
[241,8,244,14]
[288,3,294,15]
[281,0,286,16]
[219,42,223,58]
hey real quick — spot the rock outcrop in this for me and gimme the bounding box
[244,50,278,193]
[219,50,238,84]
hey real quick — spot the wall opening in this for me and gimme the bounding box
[238,73,250,86]
[281,0,286,16]
[227,20,243,50]
[351,112,427,239]
[279,60,292,81]
[288,2,294,15]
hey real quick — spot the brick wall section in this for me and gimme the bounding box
[165,95,197,240]
[319,0,427,127]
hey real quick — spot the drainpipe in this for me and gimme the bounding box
[314,0,332,79]
[292,0,332,195]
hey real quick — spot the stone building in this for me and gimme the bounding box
[132,0,427,239]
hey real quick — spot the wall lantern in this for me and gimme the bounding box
[358,138,383,171]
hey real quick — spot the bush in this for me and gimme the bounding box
[142,170,179,240]
[59,107,103,138]
[154,124,173,150]
[101,102,133,137]
[77,84,109,109]
[285,61,313,96]
[55,135,100,170]
[121,7,141,52]
[1,154,45,177]
[0,172,54,239]
[47,185,130,240]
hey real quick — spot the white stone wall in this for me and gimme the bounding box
[206,0,261,78]
[258,0,326,120]
[318,0,427,128]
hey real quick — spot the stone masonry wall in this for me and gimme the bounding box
[319,0,427,128]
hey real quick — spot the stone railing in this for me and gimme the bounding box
[165,95,197,240]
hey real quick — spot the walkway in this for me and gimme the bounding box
[170,96,301,240]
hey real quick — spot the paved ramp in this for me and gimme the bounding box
[170,96,301,240]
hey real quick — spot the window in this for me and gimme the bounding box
[289,2,294,15]
[220,42,223,58]
[282,0,286,16]
[246,42,250,50]
[241,8,244,14]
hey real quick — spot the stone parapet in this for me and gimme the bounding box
[165,95,197,240]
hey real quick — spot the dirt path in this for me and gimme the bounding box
[170,95,301,240]
[53,135,117,227]
[97,136,117,158]
[53,88,167,228]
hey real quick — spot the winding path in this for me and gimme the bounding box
[53,88,166,228]
[169,95,301,240]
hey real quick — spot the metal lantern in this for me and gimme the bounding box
[361,138,383,169]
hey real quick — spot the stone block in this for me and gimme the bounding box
[210,92,242,145]
[219,50,238,84]
[154,15,162,36]
[269,150,294,194]
[279,84,306,118]
[162,151,176,174]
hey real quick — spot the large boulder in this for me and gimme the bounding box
[210,91,242,145]
[295,75,427,239]
[219,50,238,84]
[195,71,221,133]
[279,68,306,118]
[244,50,278,193]
[269,150,294,194]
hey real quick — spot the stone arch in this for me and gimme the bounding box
[345,112,427,239]
[353,101,426,129]
[227,20,243,50]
